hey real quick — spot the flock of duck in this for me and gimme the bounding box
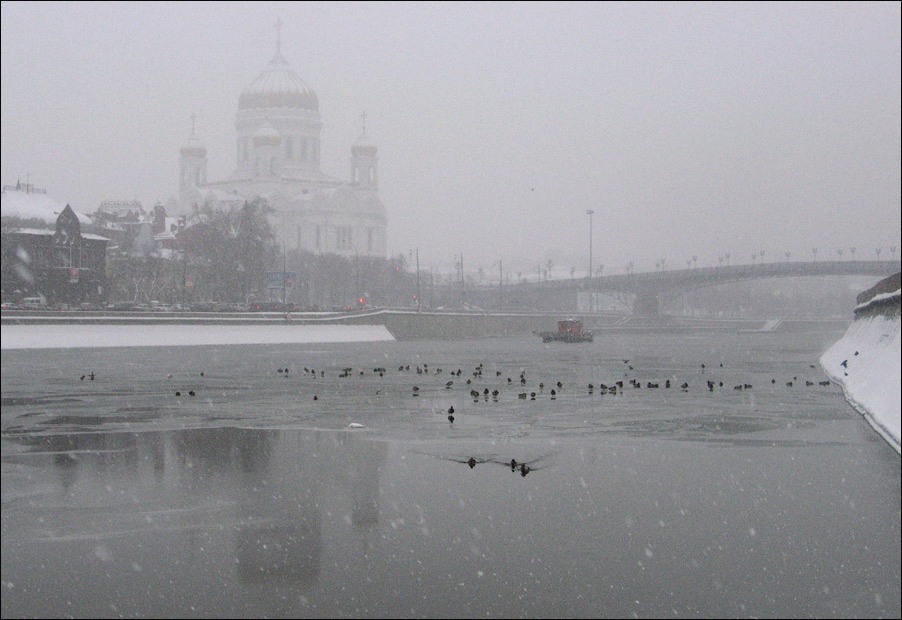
[76,355,837,407]
[72,353,847,477]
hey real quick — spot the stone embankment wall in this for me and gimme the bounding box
[854,272,901,320]
[821,272,900,453]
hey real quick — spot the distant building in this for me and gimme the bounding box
[174,30,387,258]
[93,200,179,257]
[3,204,109,305]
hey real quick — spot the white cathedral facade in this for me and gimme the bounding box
[176,36,387,259]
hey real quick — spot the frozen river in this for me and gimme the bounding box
[2,327,899,617]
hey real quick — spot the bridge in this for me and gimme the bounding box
[438,260,901,316]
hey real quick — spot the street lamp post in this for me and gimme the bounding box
[498,258,503,313]
[282,243,287,304]
[348,242,360,304]
[586,209,594,312]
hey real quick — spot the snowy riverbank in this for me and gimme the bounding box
[0,324,395,349]
[820,278,900,453]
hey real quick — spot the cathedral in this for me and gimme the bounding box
[176,32,387,259]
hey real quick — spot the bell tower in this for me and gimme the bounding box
[350,111,378,191]
[179,113,207,206]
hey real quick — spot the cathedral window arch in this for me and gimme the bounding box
[285,136,293,160]
[300,138,307,161]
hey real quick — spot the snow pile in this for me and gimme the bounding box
[0,324,395,350]
[820,289,900,453]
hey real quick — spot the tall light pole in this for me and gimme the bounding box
[586,209,594,312]
[498,258,503,313]
[348,242,360,305]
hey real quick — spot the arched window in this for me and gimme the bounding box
[285,136,293,160]
[354,167,360,182]
[242,138,248,162]
[368,166,374,182]
[270,157,277,175]
[255,157,260,176]
[300,139,308,161]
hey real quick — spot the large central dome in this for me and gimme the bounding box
[238,49,319,112]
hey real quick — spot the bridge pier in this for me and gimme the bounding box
[633,291,659,316]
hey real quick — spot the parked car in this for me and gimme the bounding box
[247,301,292,312]
[108,302,136,311]
[21,297,47,310]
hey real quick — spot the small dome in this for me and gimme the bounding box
[180,115,206,157]
[354,132,376,149]
[239,50,318,111]
[253,120,282,146]
[352,117,377,156]
[180,135,206,158]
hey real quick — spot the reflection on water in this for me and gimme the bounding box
[2,426,389,616]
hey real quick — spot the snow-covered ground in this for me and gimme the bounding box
[0,324,395,350]
[820,290,900,454]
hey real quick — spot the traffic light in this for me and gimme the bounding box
[358,297,366,305]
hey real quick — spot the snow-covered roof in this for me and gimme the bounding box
[9,227,108,242]
[1,189,93,225]
[10,227,53,236]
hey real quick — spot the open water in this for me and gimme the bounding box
[2,328,899,618]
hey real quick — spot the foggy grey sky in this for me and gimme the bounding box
[2,1,899,275]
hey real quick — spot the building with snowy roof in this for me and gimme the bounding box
[175,30,387,259]
[1,183,114,305]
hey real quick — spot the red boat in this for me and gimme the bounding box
[539,318,593,343]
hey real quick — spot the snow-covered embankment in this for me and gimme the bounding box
[820,273,900,453]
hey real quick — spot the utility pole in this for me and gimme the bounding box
[282,244,287,304]
[459,254,465,307]
[586,209,595,312]
[499,259,503,312]
[416,248,421,312]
